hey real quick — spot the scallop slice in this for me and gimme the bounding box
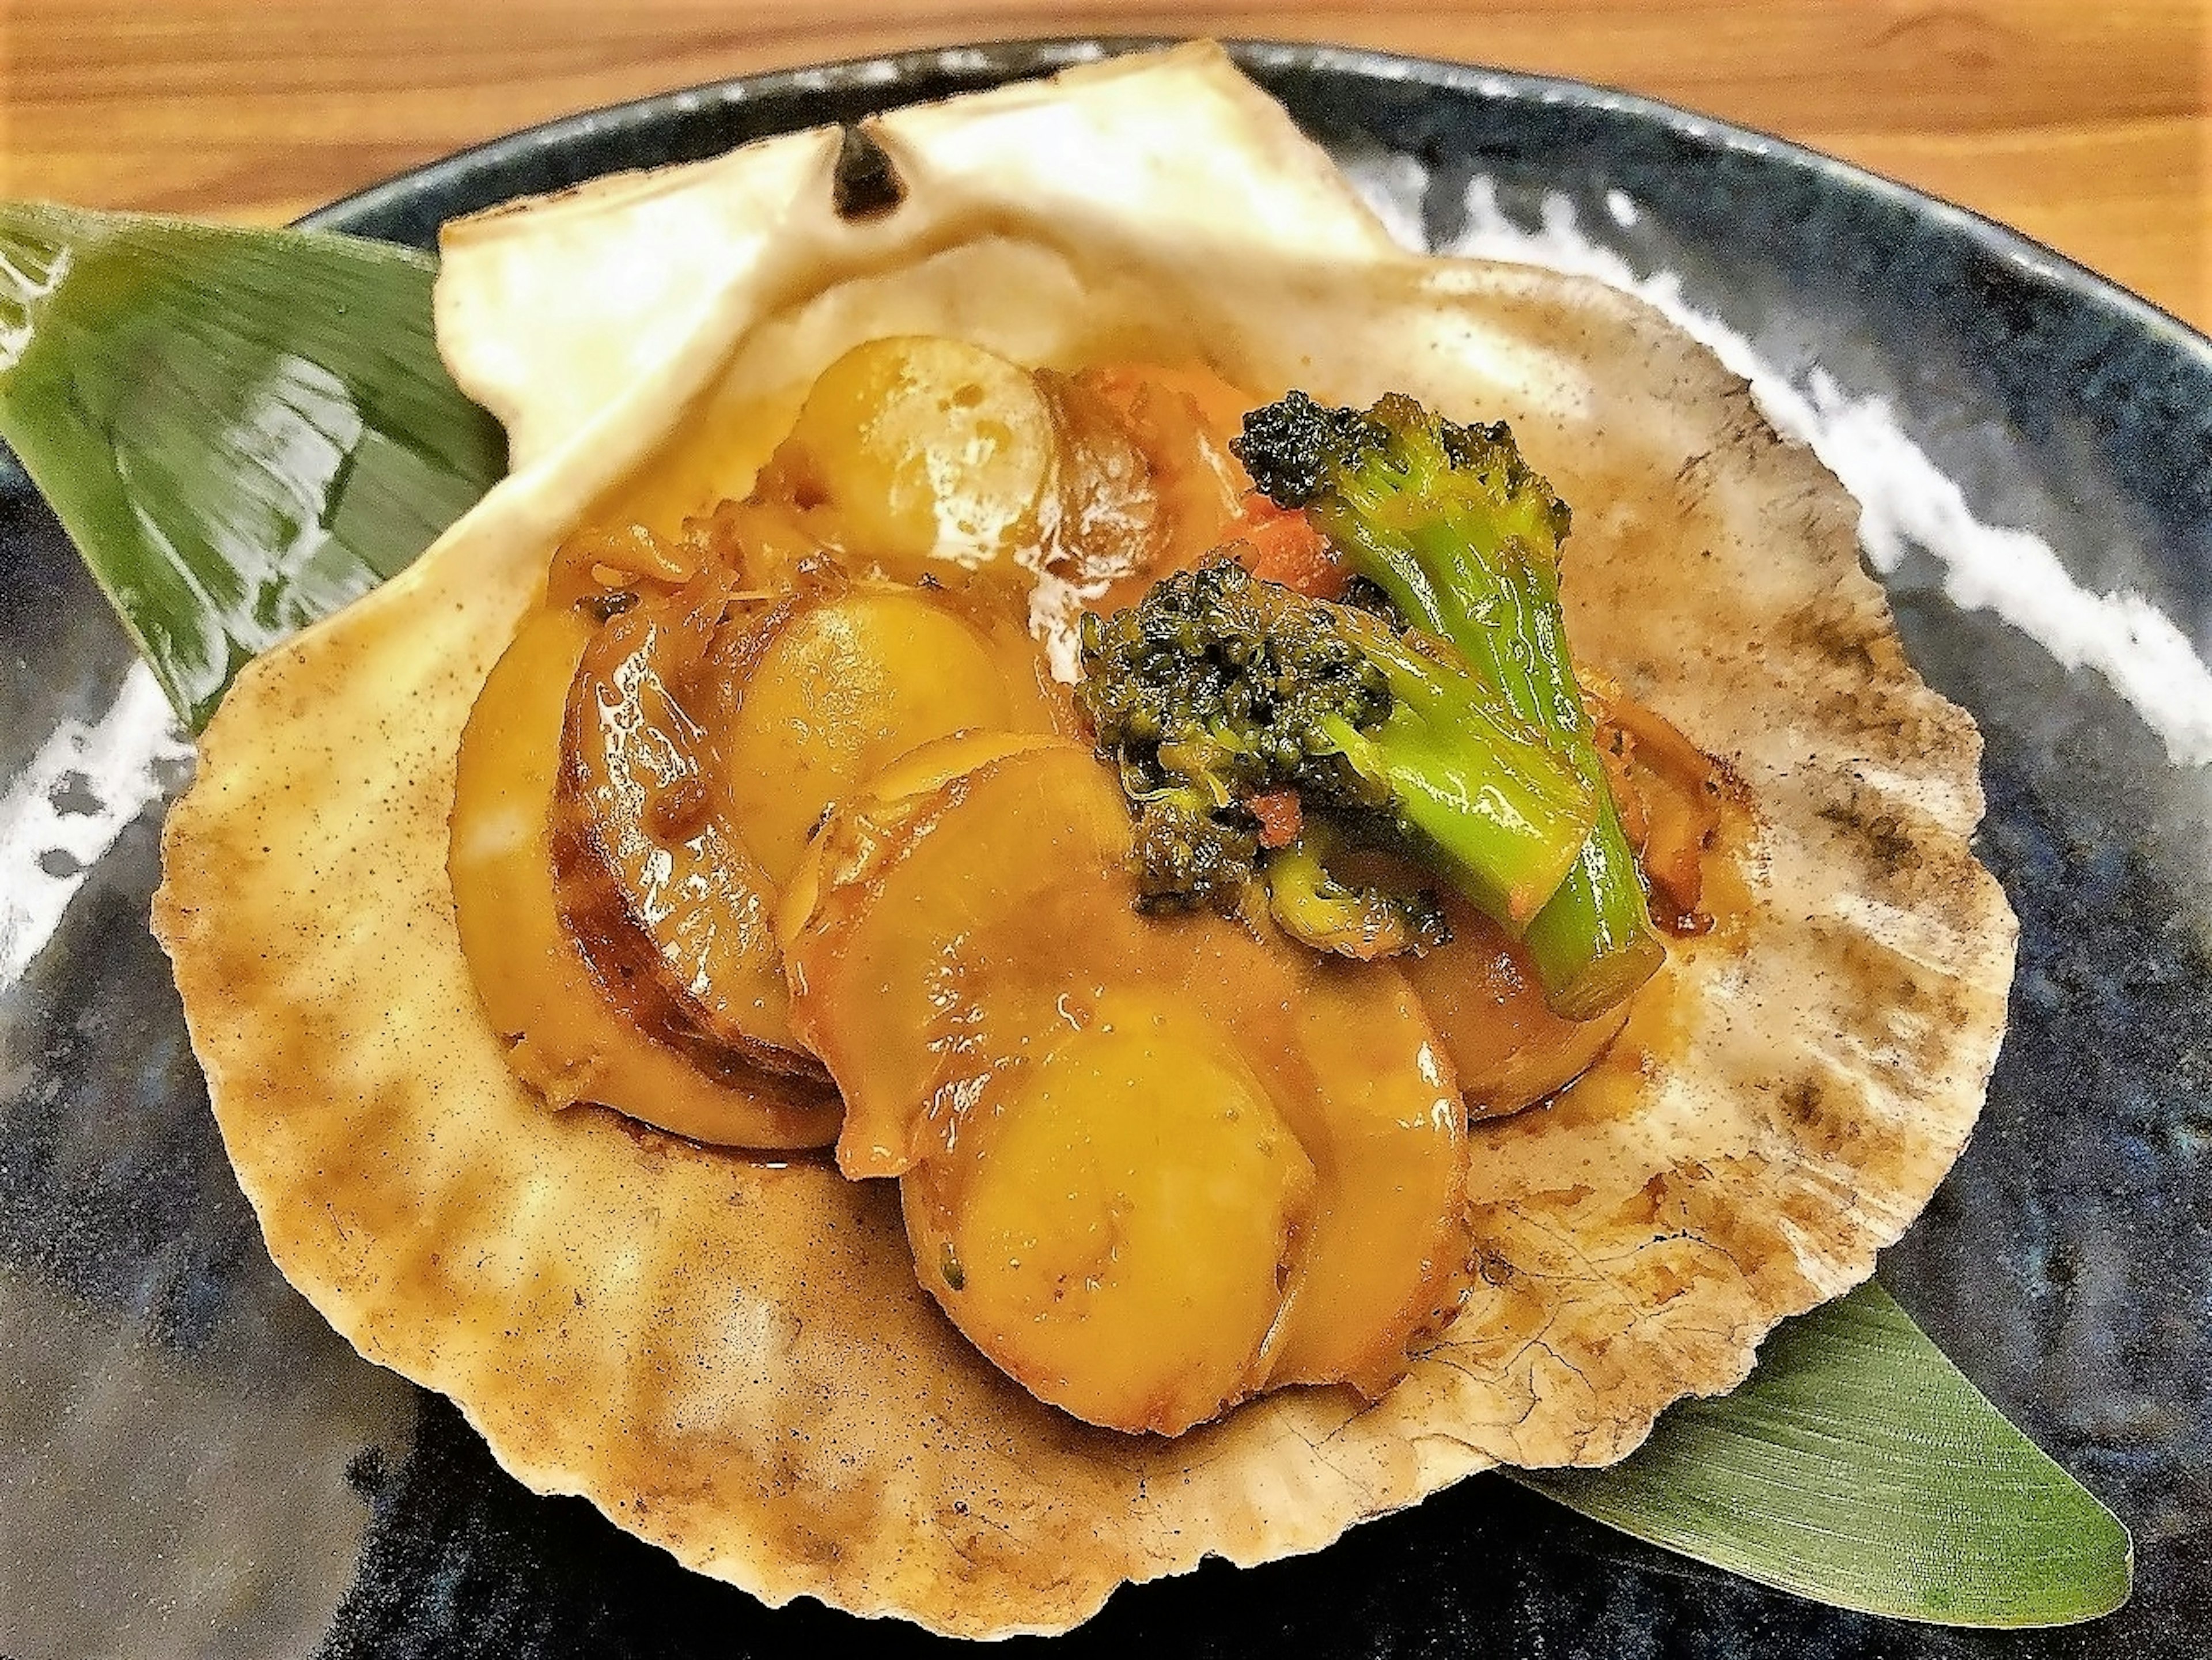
[1399,898,1633,1120]
[781,739,1475,1432]
[777,736,1135,1178]
[449,603,840,1147]
[555,567,1066,1087]
[710,583,1065,885]
[771,336,1058,583]
[1248,983,1475,1394]
[903,997,1319,1436]
[558,587,810,1069]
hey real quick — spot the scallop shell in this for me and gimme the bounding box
[152,43,2017,1639]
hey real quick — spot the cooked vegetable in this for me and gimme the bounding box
[1122,784,1263,912]
[1235,391,1666,1018]
[1077,557,1596,931]
[1228,491,1346,599]
[1262,816,1449,960]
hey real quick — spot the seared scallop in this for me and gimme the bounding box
[781,738,1475,1432]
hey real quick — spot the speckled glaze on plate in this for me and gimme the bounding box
[2,37,2207,1660]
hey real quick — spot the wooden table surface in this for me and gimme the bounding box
[3,1,2206,333]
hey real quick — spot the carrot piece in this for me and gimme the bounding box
[1247,789,1304,849]
[1231,494,1346,600]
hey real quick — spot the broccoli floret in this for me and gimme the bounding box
[1234,391,1664,1020]
[1077,559,1595,931]
[1263,815,1451,960]
[1126,787,1259,913]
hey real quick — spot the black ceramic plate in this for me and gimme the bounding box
[3,37,2207,1660]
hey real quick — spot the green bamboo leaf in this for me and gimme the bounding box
[0,202,505,731]
[1515,1281,2132,1626]
[0,197,2131,1631]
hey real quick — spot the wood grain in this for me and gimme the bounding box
[2,0,2205,330]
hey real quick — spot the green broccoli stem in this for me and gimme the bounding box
[1317,504,1664,1019]
[1525,786,1664,1019]
[1313,609,1597,929]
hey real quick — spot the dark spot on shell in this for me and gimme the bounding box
[833,124,905,220]
[1866,813,1924,874]
[1780,594,1888,676]
[1783,1076,1824,1124]
[1818,802,1925,876]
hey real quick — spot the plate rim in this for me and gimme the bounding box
[3,28,2186,1651]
